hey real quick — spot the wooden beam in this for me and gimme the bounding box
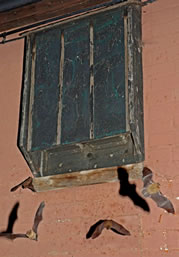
[0,0,125,33]
[32,162,143,192]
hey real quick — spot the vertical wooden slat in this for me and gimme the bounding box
[27,35,36,151]
[90,22,94,139]
[39,151,44,177]
[31,28,61,151]
[56,31,64,145]
[18,37,38,174]
[19,36,32,149]
[124,10,129,132]
[127,5,144,157]
[93,8,126,139]
[61,20,91,144]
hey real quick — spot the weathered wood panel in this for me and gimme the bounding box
[61,21,91,144]
[33,162,143,192]
[93,8,126,138]
[0,0,127,33]
[127,5,144,158]
[44,132,135,176]
[0,0,42,13]
[19,37,33,149]
[31,28,61,151]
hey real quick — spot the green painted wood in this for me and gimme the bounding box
[61,21,91,144]
[127,5,144,158]
[18,37,33,149]
[31,28,61,150]
[93,8,126,138]
[44,132,134,176]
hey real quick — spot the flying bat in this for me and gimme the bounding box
[142,167,175,214]
[86,219,131,239]
[25,201,45,240]
[10,177,35,192]
[0,201,45,241]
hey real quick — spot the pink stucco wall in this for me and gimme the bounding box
[0,0,178,256]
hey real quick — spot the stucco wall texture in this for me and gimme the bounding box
[0,0,178,256]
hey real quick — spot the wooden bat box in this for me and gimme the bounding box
[18,2,144,183]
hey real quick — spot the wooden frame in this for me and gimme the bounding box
[18,1,144,191]
[32,162,144,192]
[0,0,140,33]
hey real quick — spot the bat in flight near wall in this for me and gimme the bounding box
[86,219,131,239]
[0,201,45,241]
[25,201,45,240]
[10,177,35,192]
[142,167,175,214]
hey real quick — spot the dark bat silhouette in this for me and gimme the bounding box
[1,202,19,234]
[142,167,175,214]
[0,201,45,241]
[10,177,35,192]
[86,219,131,239]
[0,202,26,240]
[118,167,150,212]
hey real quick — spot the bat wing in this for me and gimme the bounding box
[10,177,35,192]
[10,184,22,192]
[10,234,27,240]
[142,167,153,188]
[110,220,131,236]
[91,222,105,239]
[151,192,175,214]
[32,201,45,233]
[0,233,27,240]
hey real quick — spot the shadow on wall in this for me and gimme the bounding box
[118,167,150,212]
[0,202,19,234]
[0,201,45,241]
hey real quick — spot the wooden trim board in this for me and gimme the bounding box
[0,0,129,33]
[32,162,143,192]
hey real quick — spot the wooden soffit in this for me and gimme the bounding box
[0,0,128,33]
